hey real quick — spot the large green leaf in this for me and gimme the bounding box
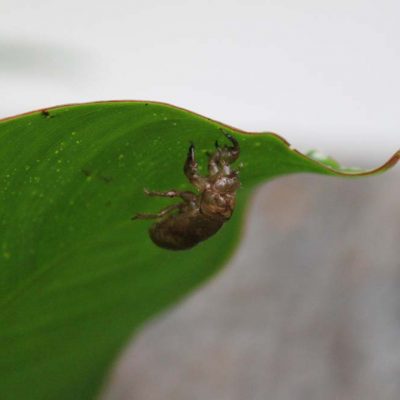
[0,101,398,399]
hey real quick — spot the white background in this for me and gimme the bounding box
[1,0,399,163]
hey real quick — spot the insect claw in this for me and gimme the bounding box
[221,129,232,139]
[188,142,195,159]
[220,129,238,149]
[226,133,239,149]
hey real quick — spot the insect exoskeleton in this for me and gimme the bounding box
[132,131,240,250]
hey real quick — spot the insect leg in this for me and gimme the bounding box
[184,143,207,190]
[144,189,179,198]
[132,204,180,220]
[144,189,197,202]
[208,131,239,175]
[220,130,240,164]
[207,147,221,176]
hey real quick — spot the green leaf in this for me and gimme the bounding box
[0,101,398,399]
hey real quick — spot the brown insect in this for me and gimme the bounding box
[132,132,240,250]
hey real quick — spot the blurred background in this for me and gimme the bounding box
[2,1,399,399]
[101,174,400,400]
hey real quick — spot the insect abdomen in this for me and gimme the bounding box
[149,212,224,250]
